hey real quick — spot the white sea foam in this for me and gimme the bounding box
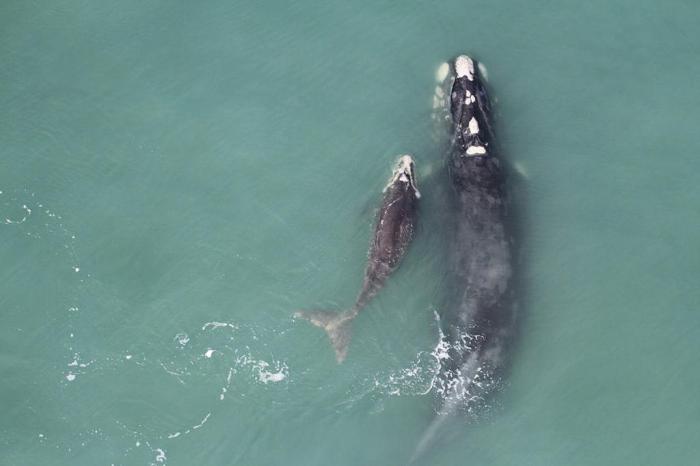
[174,333,190,346]
[364,309,499,409]
[431,311,450,362]
[234,354,288,384]
[259,368,286,384]
[154,448,166,463]
[159,362,186,384]
[372,310,447,397]
[166,412,211,440]
[219,368,233,400]
[4,204,32,224]
[192,412,211,429]
[202,321,237,331]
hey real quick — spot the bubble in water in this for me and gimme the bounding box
[174,333,190,346]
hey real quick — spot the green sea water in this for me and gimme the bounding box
[2,1,699,465]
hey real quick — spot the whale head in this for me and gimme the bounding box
[435,55,495,158]
[385,154,421,199]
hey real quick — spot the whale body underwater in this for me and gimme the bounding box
[413,54,517,456]
[436,55,516,404]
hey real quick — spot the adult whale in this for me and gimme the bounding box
[416,55,516,457]
[296,155,421,363]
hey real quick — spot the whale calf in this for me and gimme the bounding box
[296,155,421,363]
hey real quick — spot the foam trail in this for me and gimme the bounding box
[411,352,480,463]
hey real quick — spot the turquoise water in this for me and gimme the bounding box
[2,1,699,464]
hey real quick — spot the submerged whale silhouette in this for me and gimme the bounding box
[414,54,517,459]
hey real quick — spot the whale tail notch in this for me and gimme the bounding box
[294,309,355,363]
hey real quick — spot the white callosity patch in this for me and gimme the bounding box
[384,154,419,198]
[399,154,421,198]
[468,117,480,135]
[466,146,487,156]
[454,55,474,81]
[464,90,476,105]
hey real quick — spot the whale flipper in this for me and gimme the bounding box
[294,310,354,363]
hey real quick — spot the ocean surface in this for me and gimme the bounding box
[2,1,699,465]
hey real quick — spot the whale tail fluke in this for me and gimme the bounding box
[294,309,355,363]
